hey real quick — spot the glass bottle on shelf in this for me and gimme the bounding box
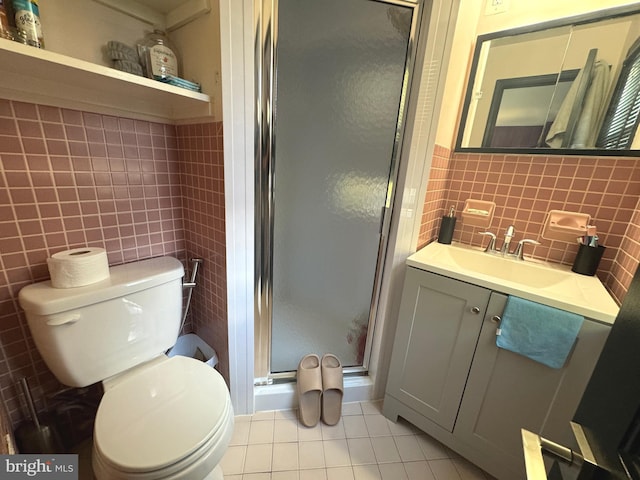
[11,0,43,47]
[138,29,181,80]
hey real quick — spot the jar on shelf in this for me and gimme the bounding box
[138,29,181,80]
[0,0,13,40]
[11,0,43,48]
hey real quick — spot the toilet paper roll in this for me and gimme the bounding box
[47,247,110,288]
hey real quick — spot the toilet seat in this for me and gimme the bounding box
[92,355,233,479]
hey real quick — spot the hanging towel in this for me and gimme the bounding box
[496,296,584,369]
[546,60,610,148]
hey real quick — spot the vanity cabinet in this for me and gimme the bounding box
[385,267,490,432]
[383,267,611,480]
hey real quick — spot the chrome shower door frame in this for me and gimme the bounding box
[255,0,422,384]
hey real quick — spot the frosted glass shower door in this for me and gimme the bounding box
[269,0,414,373]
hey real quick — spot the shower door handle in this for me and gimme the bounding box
[379,206,387,235]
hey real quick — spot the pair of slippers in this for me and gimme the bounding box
[296,353,343,427]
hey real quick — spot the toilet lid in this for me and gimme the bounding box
[94,356,229,473]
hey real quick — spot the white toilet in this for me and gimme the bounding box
[18,256,234,480]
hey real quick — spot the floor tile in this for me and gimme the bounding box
[387,418,417,436]
[343,415,369,438]
[327,466,355,480]
[243,474,271,480]
[364,415,392,437]
[428,458,462,480]
[360,401,383,415]
[275,409,298,420]
[272,471,300,480]
[299,440,326,469]
[393,435,425,462]
[321,420,346,440]
[452,457,490,479]
[403,461,436,480]
[342,402,363,416]
[220,445,247,475]
[353,464,382,480]
[231,421,251,445]
[298,423,323,442]
[416,434,450,460]
[323,439,351,468]
[249,419,275,444]
[371,436,401,464]
[378,463,408,480]
[226,407,492,480]
[299,469,327,480]
[347,438,377,465]
[273,442,300,472]
[253,410,277,421]
[274,418,299,443]
[245,444,273,473]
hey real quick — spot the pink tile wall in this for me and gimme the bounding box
[176,122,228,383]
[419,146,640,304]
[0,99,187,427]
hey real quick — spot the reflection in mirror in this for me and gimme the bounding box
[483,70,577,148]
[456,6,640,155]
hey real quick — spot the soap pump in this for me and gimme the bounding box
[438,206,456,244]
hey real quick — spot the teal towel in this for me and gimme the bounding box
[496,296,584,369]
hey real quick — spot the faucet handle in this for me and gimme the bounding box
[479,231,497,253]
[513,239,541,260]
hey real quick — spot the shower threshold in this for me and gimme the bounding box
[254,373,375,413]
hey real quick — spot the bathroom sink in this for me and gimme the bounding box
[406,242,619,323]
[436,244,570,289]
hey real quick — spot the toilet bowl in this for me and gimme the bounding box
[18,257,233,479]
[92,356,233,480]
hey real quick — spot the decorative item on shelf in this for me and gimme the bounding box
[11,0,43,48]
[136,29,200,92]
[154,74,202,93]
[461,199,495,228]
[138,29,181,80]
[542,210,591,243]
[106,40,143,76]
[438,205,457,244]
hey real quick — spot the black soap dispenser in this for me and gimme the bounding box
[438,206,456,244]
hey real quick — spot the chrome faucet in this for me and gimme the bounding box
[479,231,497,253]
[512,239,541,260]
[500,225,515,256]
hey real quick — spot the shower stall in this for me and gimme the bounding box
[255,0,422,383]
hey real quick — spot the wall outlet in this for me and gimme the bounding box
[485,0,508,15]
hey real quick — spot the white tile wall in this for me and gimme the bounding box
[221,401,494,480]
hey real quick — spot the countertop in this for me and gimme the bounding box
[406,242,620,324]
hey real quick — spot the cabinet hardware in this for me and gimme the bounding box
[491,315,501,323]
[471,306,481,314]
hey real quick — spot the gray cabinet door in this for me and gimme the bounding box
[386,268,491,432]
[454,292,611,480]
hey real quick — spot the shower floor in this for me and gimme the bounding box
[271,302,366,373]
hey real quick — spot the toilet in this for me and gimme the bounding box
[18,256,234,480]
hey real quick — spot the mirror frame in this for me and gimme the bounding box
[455,4,640,157]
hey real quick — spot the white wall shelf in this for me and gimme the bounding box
[0,37,212,122]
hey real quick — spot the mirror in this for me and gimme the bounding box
[456,5,640,156]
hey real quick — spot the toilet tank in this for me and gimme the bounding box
[18,256,185,388]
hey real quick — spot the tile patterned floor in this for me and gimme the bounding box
[220,401,493,480]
